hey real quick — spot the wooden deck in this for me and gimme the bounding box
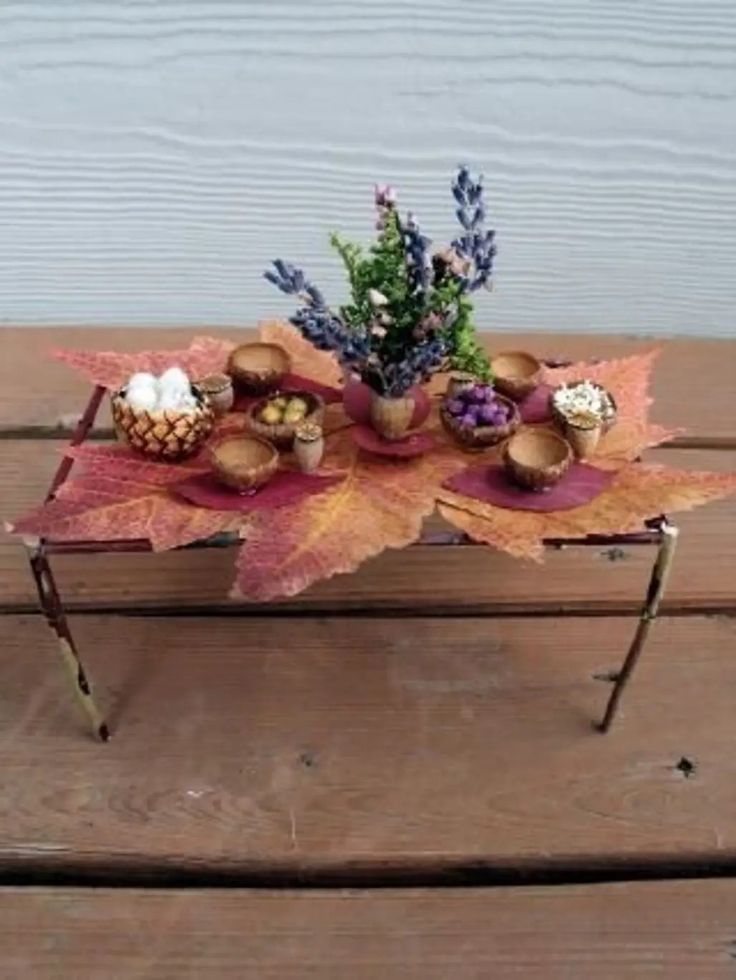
[1,328,735,978]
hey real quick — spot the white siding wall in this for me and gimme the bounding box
[0,0,734,335]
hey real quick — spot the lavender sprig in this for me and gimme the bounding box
[400,211,432,295]
[290,306,371,366]
[451,166,496,291]
[264,259,326,309]
[265,259,372,371]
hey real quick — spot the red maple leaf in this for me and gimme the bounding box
[52,336,235,390]
[9,444,245,551]
[259,320,342,387]
[234,427,465,601]
[439,463,736,561]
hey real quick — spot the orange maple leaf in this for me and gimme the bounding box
[234,427,465,601]
[10,444,245,552]
[439,463,736,561]
[543,349,681,465]
[259,320,343,387]
[52,336,235,390]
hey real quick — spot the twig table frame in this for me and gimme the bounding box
[24,385,679,742]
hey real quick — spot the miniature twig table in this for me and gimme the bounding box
[25,385,679,742]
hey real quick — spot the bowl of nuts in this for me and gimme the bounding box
[246,391,324,449]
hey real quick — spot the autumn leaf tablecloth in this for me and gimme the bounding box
[9,323,736,601]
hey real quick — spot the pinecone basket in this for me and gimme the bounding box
[111,385,215,460]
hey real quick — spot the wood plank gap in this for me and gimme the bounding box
[1,603,734,619]
[4,855,736,892]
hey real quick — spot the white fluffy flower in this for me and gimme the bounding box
[552,380,613,421]
[128,371,158,390]
[125,385,158,411]
[159,366,191,395]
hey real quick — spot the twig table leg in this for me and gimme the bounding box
[26,539,110,742]
[598,521,679,732]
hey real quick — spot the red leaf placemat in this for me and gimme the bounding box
[351,424,437,458]
[172,470,341,512]
[518,384,553,424]
[444,462,614,512]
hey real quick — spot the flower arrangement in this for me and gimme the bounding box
[264,166,496,397]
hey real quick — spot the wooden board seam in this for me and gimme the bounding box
[2,602,735,618]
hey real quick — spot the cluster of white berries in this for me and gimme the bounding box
[552,380,614,423]
[124,366,198,413]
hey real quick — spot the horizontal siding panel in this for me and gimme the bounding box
[0,1,733,333]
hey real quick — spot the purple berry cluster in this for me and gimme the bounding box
[445,384,510,429]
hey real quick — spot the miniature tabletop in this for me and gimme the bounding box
[8,321,736,602]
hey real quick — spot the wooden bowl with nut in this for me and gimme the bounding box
[246,391,324,449]
[228,342,292,395]
[210,436,279,493]
[490,350,541,401]
[503,428,572,491]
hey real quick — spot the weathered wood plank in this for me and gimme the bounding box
[2,443,733,612]
[3,881,736,979]
[1,328,734,441]
[1,614,734,873]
